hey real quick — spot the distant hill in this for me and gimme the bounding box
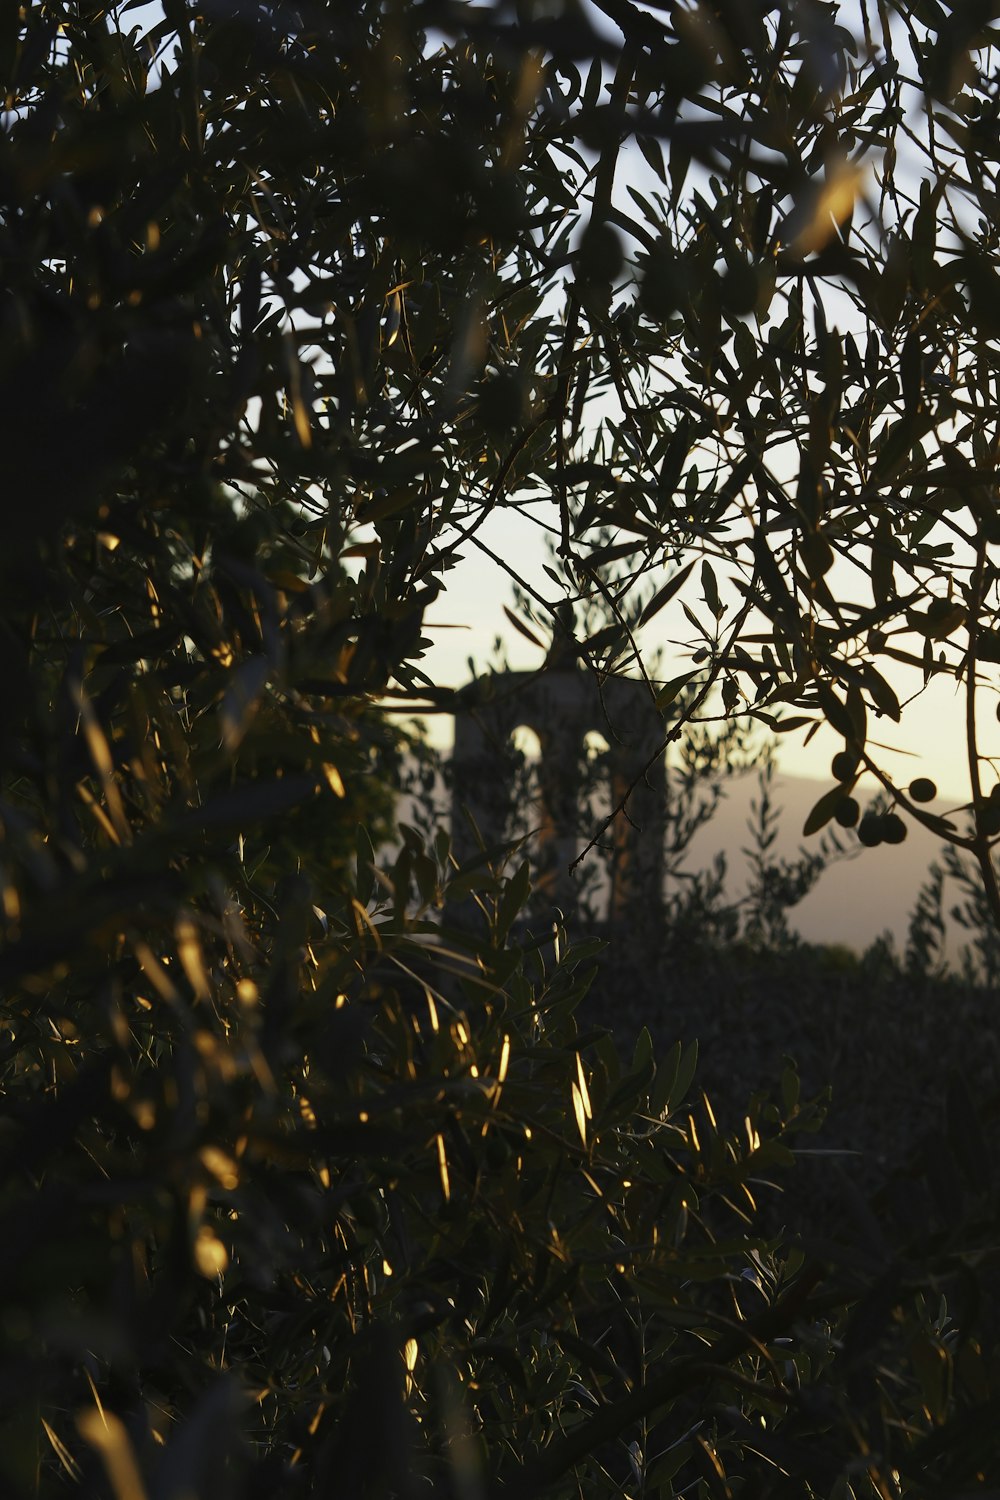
[680,771,960,956]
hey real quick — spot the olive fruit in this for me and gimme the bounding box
[857,812,883,846]
[908,778,937,803]
[881,813,907,844]
[835,796,859,828]
[978,802,1000,838]
[832,750,859,782]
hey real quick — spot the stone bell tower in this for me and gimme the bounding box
[450,662,665,928]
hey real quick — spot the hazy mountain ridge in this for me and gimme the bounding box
[682,771,954,955]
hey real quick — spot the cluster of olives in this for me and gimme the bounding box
[856,810,907,846]
[830,753,941,847]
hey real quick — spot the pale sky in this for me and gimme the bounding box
[418,503,983,807]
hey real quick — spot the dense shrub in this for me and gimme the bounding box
[4,4,1000,1498]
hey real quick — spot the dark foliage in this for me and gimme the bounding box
[3,4,1000,1499]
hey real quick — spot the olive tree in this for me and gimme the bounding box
[3,4,1000,1499]
[459,0,1000,929]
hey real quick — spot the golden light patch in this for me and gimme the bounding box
[193,1226,229,1279]
[782,159,866,257]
